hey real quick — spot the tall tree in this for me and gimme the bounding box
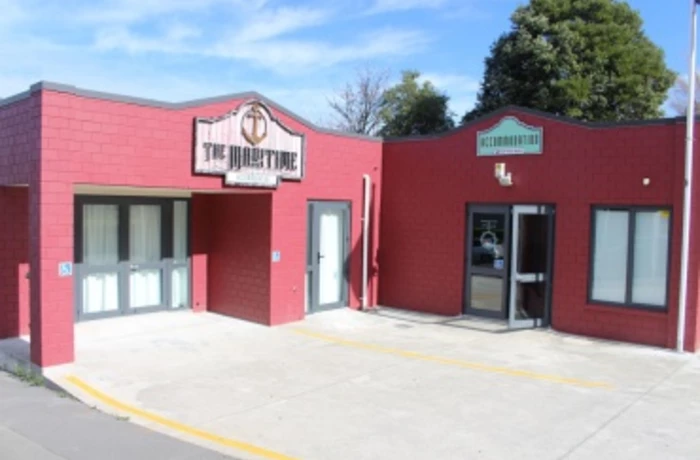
[668,74,700,116]
[463,0,676,123]
[327,67,389,135]
[380,70,455,137]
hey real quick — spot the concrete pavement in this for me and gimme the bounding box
[36,308,700,460]
[0,371,233,460]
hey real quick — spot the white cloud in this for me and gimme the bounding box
[0,0,25,24]
[366,0,447,14]
[77,0,233,24]
[235,6,332,43]
[94,23,201,53]
[212,29,431,71]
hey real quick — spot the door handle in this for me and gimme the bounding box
[317,252,324,264]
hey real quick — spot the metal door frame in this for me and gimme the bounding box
[307,200,351,313]
[507,204,555,328]
[464,204,511,319]
[74,195,192,321]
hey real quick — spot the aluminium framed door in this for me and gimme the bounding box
[507,205,554,328]
[465,205,510,319]
[307,201,351,312]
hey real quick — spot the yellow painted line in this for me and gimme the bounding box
[292,328,613,390]
[64,375,299,460]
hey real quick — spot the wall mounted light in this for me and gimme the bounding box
[494,162,513,187]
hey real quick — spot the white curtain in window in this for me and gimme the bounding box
[129,205,162,308]
[591,210,629,303]
[632,211,669,306]
[319,210,343,305]
[171,266,189,308]
[82,205,119,313]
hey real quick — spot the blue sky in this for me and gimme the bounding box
[0,0,691,124]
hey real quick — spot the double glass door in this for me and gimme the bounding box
[75,197,190,320]
[465,204,554,328]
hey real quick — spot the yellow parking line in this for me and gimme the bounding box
[292,328,613,390]
[64,376,299,460]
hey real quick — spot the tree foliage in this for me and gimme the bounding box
[463,0,676,123]
[380,70,455,137]
[668,74,700,116]
[327,67,389,135]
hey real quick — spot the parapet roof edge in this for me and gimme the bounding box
[0,81,690,142]
[0,81,382,142]
[383,105,686,143]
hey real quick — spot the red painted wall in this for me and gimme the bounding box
[380,110,693,350]
[0,96,37,186]
[207,193,272,324]
[191,193,211,313]
[0,187,29,338]
[270,135,382,325]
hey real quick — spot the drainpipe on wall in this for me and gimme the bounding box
[361,174,372,310]
[677,0,698,352]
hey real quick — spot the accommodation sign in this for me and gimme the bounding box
[476,116,543,156]
[194,100,305,188]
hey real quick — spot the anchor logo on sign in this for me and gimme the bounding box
[241,103,268,146]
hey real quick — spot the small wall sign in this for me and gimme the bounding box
[477,116,543,156]
[58,261,73,277]
[272,251,281,263]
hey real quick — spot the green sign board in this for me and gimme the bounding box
[476,116,543,156]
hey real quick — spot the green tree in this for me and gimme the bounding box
[463,0,676,123]
[380,70,455,137]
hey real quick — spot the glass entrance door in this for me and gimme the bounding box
[128,204,163,310]
[465,206,510,318]
[307,201,350,312]
[508,205,554,328]
[75,197,191,320]
[81,204,121,316]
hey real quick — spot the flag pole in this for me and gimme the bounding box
[677,0,698,352]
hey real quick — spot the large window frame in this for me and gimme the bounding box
[74,195,192,320]
[588,205,672,311]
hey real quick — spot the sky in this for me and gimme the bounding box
[0,0,692,124]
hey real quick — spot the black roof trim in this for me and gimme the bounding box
[0,81,382,142]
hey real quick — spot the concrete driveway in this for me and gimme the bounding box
[44,308,700,460]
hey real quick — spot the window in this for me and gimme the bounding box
[589,207,671,309]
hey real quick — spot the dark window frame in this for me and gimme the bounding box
[587,205,673,311]
[74,194,192,320]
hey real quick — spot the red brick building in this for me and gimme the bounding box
[0,82,697,368]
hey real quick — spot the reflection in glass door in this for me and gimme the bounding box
[465,206,510,318]
[128,205,162,309]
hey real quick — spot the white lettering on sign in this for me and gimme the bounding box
[194,100,305,188]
